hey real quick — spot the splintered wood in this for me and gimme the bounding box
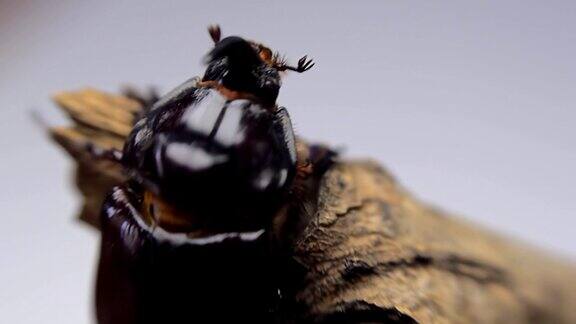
[50,89,140,226]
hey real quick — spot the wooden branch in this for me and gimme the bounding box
[291,161,576,323]
[49,89,576,323]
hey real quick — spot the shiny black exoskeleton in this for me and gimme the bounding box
[120,37,297,232]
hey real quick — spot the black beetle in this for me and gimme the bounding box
[112,26,315,234]
[94,26,329,323]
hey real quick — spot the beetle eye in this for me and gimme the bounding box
[259,47,273,62]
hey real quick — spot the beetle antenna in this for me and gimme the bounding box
[272,51,287,67]
[208,24,221,44]
[275,55,315,73]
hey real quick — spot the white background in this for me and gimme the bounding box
[1,1,575,322]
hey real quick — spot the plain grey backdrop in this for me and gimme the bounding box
[1,1,575,322]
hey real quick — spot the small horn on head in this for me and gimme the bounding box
[208,25,221,44]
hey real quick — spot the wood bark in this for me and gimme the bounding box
[50,89,576,323]
[290,160,576,323]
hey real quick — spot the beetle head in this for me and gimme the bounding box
[202,26,314,107]
[203,36,281,107]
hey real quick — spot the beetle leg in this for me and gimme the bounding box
[291,140,319,198]
[295,140,314,179]
[297,161,313,178]
[308,144,338,177]
[295,140,337,180]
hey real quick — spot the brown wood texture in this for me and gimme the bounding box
[50,89,576,323]
[292,161,576,323]
[50,88,136,226]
